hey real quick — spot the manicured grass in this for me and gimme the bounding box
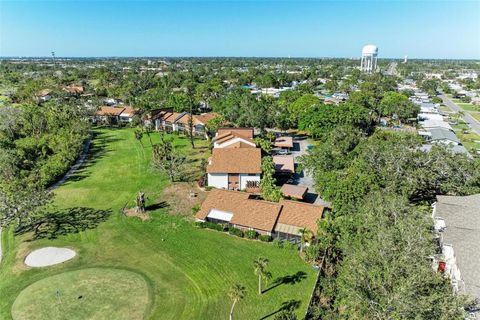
[0,128,316,320]
[11,268,150,320]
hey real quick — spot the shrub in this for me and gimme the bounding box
[204,186,214,191]
[194,221,206,228]
[259,234,272,242]
[283,240,297,251]
[191,204,201,214]
[204,221,224,231]
[272,238,283,248]
[245,230,258,239]
[229,227,244,238]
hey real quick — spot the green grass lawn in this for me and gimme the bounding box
[11,268,150,320]
[0,128,316,320]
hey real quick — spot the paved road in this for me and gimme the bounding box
[291,137,330,207]
[439,94,480,135]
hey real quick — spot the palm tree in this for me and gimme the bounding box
[253,257,269,295]
[228,283,246,320]
[299,228,313,254]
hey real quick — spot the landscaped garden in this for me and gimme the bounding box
[0,128,316,320]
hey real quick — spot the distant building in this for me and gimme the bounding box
[360,44,378,73]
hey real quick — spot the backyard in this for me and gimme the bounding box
[0,128,316,320]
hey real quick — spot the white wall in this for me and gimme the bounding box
[207,173,228,189]
[239,174,260,190]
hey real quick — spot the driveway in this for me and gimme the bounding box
[439,94,480,135]
[290,136,330,207]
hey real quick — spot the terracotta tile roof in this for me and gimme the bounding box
[194,112,220,125]
[120,106,138,117]
[207,148,261,174]
[37,89,51,97]
[213,131,256,146]
[196,189,282,232]
[272,155,295,174]
[63,85,84,94]
[96,106,125,116]
[274,136,293,148]
[146,109,169,120]
[217,128,254,139]
[281,184,308,199]
[207,148,261,173]
[277,200,324,234]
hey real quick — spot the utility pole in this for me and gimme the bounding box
[51,51,56,65]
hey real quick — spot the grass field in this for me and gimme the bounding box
[0,128,316,320]
[11,268,150,320]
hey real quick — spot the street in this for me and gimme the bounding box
[439,93,480,135]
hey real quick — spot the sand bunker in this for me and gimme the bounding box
[25,247,76,267]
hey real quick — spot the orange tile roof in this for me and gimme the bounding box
[272,155,295,174]
[274,136,294,148]
[37,89,51,97]
[120,106,138,117]
[63,85,84,94]
[96,106,125,116]
[207,148,261,174]
[277,200,324,234]
[213,131,256,146]
[194,112,220,125]
[281,184,308,199]
[196,189,282,232]
[217,128,254,139]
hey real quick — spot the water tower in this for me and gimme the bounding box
[360,44,378,73]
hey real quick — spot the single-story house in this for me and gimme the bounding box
[195,188,325,238]
[207,147,261,191]
[94,106,125,123]
[196,189,282,235]
[427,128,461,145]
[418,113,444,121]
[280,184,308,200]
[419,120,453,131]
[274,136,294,150]
[432,194,480,314]
[272,155,295,175]
[212,130,256,148]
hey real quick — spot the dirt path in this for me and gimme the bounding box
[48,139,91,190]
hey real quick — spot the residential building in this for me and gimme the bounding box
[147,109,218,138]
[37,89,52,103]
[195,188,324,238]
[280,184,308,200]
[432,194,480,316]
[94,106,125,123]
[207,147,261,191]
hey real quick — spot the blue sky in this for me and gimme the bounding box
[1,1,479,58]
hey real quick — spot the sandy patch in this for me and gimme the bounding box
[25,247,76,267]
[162,182,207,216]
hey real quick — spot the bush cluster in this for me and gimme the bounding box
[245,230,258,239]
[228,227,244,238]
